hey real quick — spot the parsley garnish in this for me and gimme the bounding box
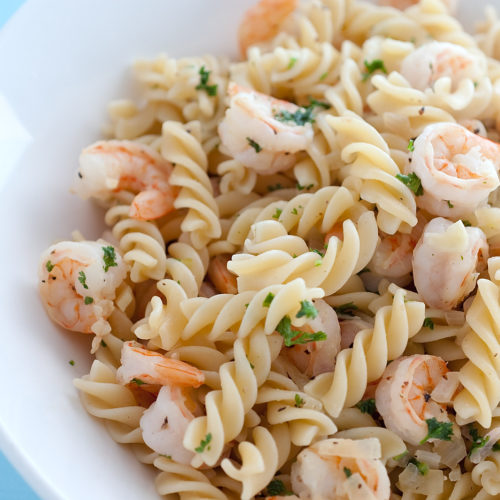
[100,340,107,348]
[102,246,117,272]
[311,248,324,257]
[333,302,358,316]
[393,450,409,461]
[294,394,305,407]
[420,418,453,444]
[291,207,298,215]
[493,442,500,452]
[195,66,217,96]
[407,139,415,152]
[272,208,283,219]
[469,426,489,455]
[396,172,423,196]
[69,360,75,366]
[320,72,328,80]
[263,292,275,307]
[356,398,376,416]
[343,467,352,478]
[276,315,327,347]
[246,137,262,153]
[462,220,472,227]
[423,318,434,330]
[46,261,54,272]
[131,378,146,386]
[267,183,283,192]
[362,59,388,81]
[84,296,94,305]
[274,98,330,126]
[446,200,454,209]
[409,457,429,475]
[78,271,88,289]
[159,454,172,459]
[307,97,331,110]
[296,300,318,319]
[296,182,314,191]
[287,57,297,69]
[195,433,212,453]
[267,479,293,496]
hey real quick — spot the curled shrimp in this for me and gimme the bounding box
[207,254,238,294]
[375,354,450,446]
[38,240,127,352]
[284,299,341,377]
[412,218,487,310]
[218,82,314,174]
[408,122,500,218]
[291,438,390,499]
[339,317,373,350]
[74,140,176,220]
[116,341,205,388]
[238,0,297,57]
[400,41,484,91]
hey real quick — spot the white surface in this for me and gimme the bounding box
[0,1,495,499]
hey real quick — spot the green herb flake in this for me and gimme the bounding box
[294,394,305,408]
[263,292,275,308]
[272,208,283,219]
[244,303,249,308]
[69,360,75,366]
[308,97,331,110]
[446,200,454,209]
[423,318,434,330]
[393,450,409,461]
[287,57,298,69]
[267,183,283,192]
[131,378,146,386]
[314,259,322,267]
[474,81,478,88]
[408,457,429,475]
[462,220,472,227]
[246,137,262,153]
[274,98,329,126]
[102,246,118,272]
[362,59,388,81]
[356,398,376,416]
[420,418,453,444]
[320,72,328,80]
[344,467,352,478]
[84,296,94,305]
[266,479,293,496]
[159,454,172,459]
[333,302,359,316]
[296,182,314,191]
[195,66,218,96]
[276,315,327,347]
[469,426,490,455]
[311,248,324,257]
[492,442,500,452]
[296,300,318,319]
[291,207,298,215]
[396,172,423,196]
[78,271,89,289]
[46,260,54,272]
[195,433,212,453]
[100,340,108,348]
[407,138,415,152]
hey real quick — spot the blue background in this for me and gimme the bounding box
[1,2,41,499]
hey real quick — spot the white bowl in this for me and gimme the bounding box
[0,1,495,499]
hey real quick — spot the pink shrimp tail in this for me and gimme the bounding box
[129,189,176,220]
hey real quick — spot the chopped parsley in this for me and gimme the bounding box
[287,57,298,69]
[333,302,358,316]
[314,259,322,267]
[296,182,314,191]
[294,394,305,408]
[423,318,434,330]
[274,97,330,126]
[266,479,293,496]
[102,246,118,272]
[362,59,388,81]
[84,296,94,305]
[343,467,352,478]
[291,207,298,215]
[419,418,453,444]
[446,200,454,209]
[276,315,326,347]
[462,220,472,227]
[195,66,217,96]
[195,433,212,453]
[396,172,423,196]
[320,72,328,80]
[469,426,489,455]
[69,360,75,366]
[131,378,146,386]
[311,248,324,257]
[356,398,376,416]
[246,137,262,153]
[407,138,415,152]
[409,457,429,475]
[78,271,88,289]
[393,450,409,461]
[263,292,275,307]
[307,97,331,110]
[159,454,172,459]
[45,261,54,272]
[296,300,318,319]
[493,442,500,452]
[100,340,108,348]
[272,208,283,219]
[267,183,283,192]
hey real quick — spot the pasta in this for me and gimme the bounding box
[36,0,500,498]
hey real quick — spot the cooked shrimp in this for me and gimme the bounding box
[412,218,487,310]
[408,122,500,218]
[375,354,450,446]
[379,0,456,12]
[207,254,238,294]
[284,299,341,377]
[340,317,373,350]
[400,41,484,91]
[238,0,297,57]
[218,82,314,174]
[74,140,176,220]
[140,385,199,464]
[38,240,127,352]
[291,438,391,500]
[116,341,205,388]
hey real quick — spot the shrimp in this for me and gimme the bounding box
[38,240,127,352]
[140,385,199,464]
[238,0,297,57]
[117,341,205,388]
[284,299,341,377]
[379,0,456,12]
[408,122,500,218]
[412,218,487,310]
[218,82,314,175]
[340,317,373,350]
[375,354,450,446]
[74,140,176,221]
[291,438,391,500]
[400,41,484,91]
[207,254,238,294]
